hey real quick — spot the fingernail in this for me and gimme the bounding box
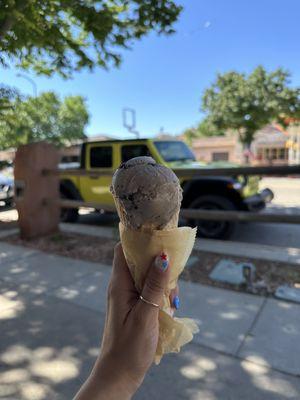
[173,295,180,310]
[154,252,169,271]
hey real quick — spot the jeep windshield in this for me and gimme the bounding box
[154,141,196,162]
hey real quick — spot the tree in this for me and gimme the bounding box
[0,85,19,115]
[202,66,300,151]
[0,0,182,77]
[183,117,224,145]
[0,92,89,149]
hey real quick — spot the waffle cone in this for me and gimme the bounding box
[119,222,198,364]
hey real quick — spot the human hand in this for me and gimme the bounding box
[74,242,179,400]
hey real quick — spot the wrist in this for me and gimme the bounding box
[90,355,138,400]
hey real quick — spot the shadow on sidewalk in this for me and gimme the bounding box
[1,276,300,399]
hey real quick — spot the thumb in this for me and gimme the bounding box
[140,253,170,309]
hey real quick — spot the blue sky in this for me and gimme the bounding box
[1,0,300,139]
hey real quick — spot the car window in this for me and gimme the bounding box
[90,146,112,168]
[121,145,151,162]
[154,141,196,162]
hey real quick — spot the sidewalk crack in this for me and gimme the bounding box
[235,296,268,357]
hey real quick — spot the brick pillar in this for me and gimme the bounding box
[14,142,60,239]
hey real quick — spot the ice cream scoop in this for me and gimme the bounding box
[110,156,182,231]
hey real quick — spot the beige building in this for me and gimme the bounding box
[191,124,300,165]
[252,125,289,165]
[192,136,243,164]
[0,148,15,163]
[286,125,300,165]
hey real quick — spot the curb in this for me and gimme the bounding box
[194,239,300,266]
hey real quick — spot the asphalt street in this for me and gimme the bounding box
[79,177,300,248]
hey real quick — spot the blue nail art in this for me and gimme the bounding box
[173,296,180,310]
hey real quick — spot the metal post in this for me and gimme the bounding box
[122,107,139,138]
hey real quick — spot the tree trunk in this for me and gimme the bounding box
[243,144,248,164]
[242,142,253,165]
[240,130,255,165]
[0,16,14,41]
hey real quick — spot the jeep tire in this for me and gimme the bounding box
[60,193,79,223]
[188,195,236,239]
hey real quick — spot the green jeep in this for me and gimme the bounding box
[60,139,273,239]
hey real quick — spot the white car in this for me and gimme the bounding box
[0,173,14,206]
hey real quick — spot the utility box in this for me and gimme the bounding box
[14,142,60,239]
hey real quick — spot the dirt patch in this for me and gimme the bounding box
[4,231,300,297]
[5,231,117,265]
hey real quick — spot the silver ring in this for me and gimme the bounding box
[139,295,160,308]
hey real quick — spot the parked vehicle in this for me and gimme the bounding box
[60,139,273,239]
[0,173,14,206]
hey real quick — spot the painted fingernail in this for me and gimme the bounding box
[173,295,180,310]
[154,252,169,271]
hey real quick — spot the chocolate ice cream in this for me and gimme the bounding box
[110,156,182,231]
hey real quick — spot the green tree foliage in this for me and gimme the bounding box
[0,0,182,77]
[0,85,19,115]
[0,92,89,149]
[183,117,224,145]
[202,66,300,148]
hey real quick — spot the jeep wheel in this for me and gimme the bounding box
[188,195,236,239]
[60,194,79,223]
[4,199,14,208]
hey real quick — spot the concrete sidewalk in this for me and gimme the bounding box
[1,242,300,399]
